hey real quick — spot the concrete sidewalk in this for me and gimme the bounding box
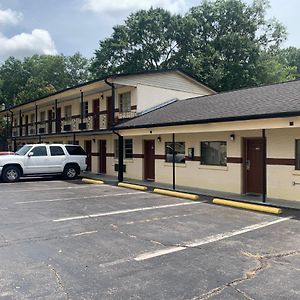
[81,172,300,211]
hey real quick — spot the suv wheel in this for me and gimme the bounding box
[63,165,78,180]
[2,166,21,183]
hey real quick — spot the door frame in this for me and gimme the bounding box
[242,137,266,195]
[144,139,155,181]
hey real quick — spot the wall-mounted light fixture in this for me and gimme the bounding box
[92,138,96,143]
[230,134,235,141]
[157,136,162,142]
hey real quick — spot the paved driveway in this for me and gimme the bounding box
[0,179,299,299]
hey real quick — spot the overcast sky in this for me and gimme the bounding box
[0,0,299,63]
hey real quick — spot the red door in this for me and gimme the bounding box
[98,140,106,173]
[106,96,113,128]
[48,110,52,134]
[85,140,92,172]
[144,140,155,181]
[244,138,264,194]
[93,99,100,130]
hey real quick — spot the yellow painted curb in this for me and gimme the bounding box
[153,188,199,200]
[82,178,104,184]
[118,182,147,191]
[212,198,282,214]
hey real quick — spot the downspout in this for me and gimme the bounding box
[262,129,267,202]
[80,90,84,129]
[172,133,176,190]
[35,104,38,136]
[113,130,123,182]
[104,78,116,127]
[55,99,58,133]
[8,109,14,150]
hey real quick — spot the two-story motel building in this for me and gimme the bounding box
[1,70,300,203]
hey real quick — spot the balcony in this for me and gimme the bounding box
[8,109,137,138]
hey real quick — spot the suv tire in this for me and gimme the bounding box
[63,164,78,180]
[2,165,21,183]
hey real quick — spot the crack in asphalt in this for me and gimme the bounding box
[48,264,70,300]
[191,249,300,300]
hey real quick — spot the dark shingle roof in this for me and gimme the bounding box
[116,80,300,129]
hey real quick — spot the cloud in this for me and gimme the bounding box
[82,0,187,14]
[0,29,58,61]
[0,8,22,25]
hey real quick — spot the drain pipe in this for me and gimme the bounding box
[104,78,116,127]
[8,109,14,150]
[113,130,123,182]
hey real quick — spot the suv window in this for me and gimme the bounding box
[65,146,86,156]
[50,146,64,156]
[31,146,47,157]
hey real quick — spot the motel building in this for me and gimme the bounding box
[0,70,300,203]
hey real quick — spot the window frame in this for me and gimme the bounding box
[114,138,133,160]
[165,142,186,164]
[119,92,131,113]
[200,141,227,166]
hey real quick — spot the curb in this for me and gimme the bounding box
[212,198,282,214]
[118,182,147,191]
[153,188,199,200]
[82,178,104,185]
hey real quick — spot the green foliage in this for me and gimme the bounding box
[90,0,297,91]
[0,53,91,107]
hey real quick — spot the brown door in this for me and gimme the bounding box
[85,140,92,172]
[56,107,61,133]
[25,115,29,136]
[144,140,155,181]
[93,99,100,130]
[48,110,52,134]
[244,138,264,194]
[98,140,106,173]
[106,96,113,128]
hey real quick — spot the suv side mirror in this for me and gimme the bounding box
[28,152,34,157]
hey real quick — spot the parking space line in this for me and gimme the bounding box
[15,191,145,204]
[69,230,98,237]
[134,217,292,261]
[53,202,198,222]
[3,185,111,193]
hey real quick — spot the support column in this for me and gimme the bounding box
[118,135,124,182]
[35,105,38,135]
[80,90,84,129]
[55,99,58,133]
[262,129,267,202]
[172,133,176,190]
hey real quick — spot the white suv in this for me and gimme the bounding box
[0,144,87,183]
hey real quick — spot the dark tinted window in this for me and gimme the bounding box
[66,145,86,156]
[50,146,64,156]
[31,146,47,157]
[165,142,185,163]
[201,141,227,166]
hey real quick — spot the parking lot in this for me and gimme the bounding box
[0,179,299,300]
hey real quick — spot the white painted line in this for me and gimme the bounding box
[53,202,198,222]
[134,217,291,261]
[15,191,145,204]
[70,230,98,237]
[5,185,108,193]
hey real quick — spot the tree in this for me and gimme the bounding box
[276,47,300,78]
[90,0,291,91]
[90,8,183,77]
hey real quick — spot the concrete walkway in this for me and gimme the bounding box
[81,171,300,210]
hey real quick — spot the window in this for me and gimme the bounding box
[201,141,227,166]
[65,145,86,156]
[114,139,133,159]
[64,105,72,120]
[31,146,47,157]
[82,102,88,118]
[50,146,64,156]
[119,92,131,113]
[16,145,32,156]
[296,140,300,170]
[165,142,186,163]
[40,111,45,124]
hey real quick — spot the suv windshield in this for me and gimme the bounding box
[15,145,32,156]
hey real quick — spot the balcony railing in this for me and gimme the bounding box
[8,109,136,138]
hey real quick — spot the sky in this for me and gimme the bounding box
[0,0,299,63]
